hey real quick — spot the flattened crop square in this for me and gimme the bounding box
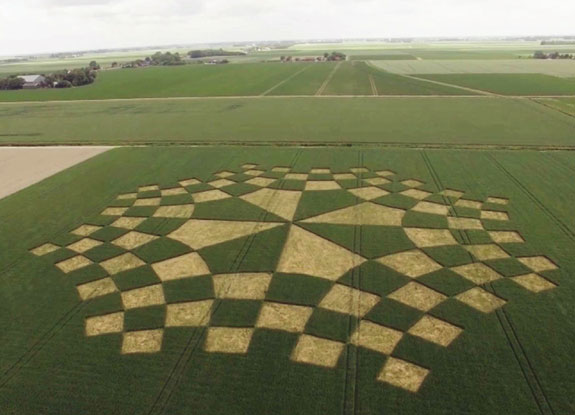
[153,205,194,219]
[378,357,429,392]
[452,263,502,285]
[121,284,165,309]
[31,243,60,256]
[165,300,213,327]
[102,207,128,216]
[56,255,93,273]
[111,217,146,230]
[192,189,231,203]
[122,329,163,354]
[401,179,424,188]
[489,231,524,244]
[134,198,161,207]
[305,181,341,191]
[456,287,506,313]
[448,217,483,230]
[71,224,102,236]
[319,284,380,317]
[518,256,558,272]
[256,302,313,333]
[291,335,344,368]
[400,189,431,200]
[348,186,389,201]
[85,312,124,336]
[378,250,443,278]
[205,327,253,354]
[464,244,509,261]
[404,228,457,248]
[511,274,557,293]
[101,253,145,275]
[388,282,446,312]
[455,199,482,210]
[350,321,403,355]
[208,179,236,189]
[481,210,509,221]
[408,315,462,347]
[213,273,273,300]
[152,253,210,282]
[112,231,159,250]
[67,238,103,254]
[77,277,117,300]
[364,177,390,186]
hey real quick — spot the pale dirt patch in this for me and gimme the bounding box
[242,164,258,169]
[511,273,557,293]
[452,263,502,285]
[481,210,509,221]
[277,225,365,281]
[412,201,450,216]
[30,243,60,256]
[378,250,443,278]
[245,177,276,187]
[404,228,457,248]
[153,204,195,219]
[364,177,390,186]
[168,219,282,250]
[456,287,506,313]
[388,282,446,312]
[56,255,93,273]
[272,167,291,173]
[0,147,111,200]
[152,252,210,281]
[165,300,213,327]
[285,173,308,181]
[408,315,462,347]
[216,171,236,178]
[134,198,161,207]
[455,199,482,210]
[213,273,273,300]
[111,217,146,230]
[179,178,201,187]
[122,329,163,354]
[447,217,484,230]
[489,231,524,244]
[256,302,313,333]
[67,238,103,253]
[117,193,137,200]
[310,168,331,174]
[440,189,464,199]
[160,187,188,196]
[333,173,356,180]
[376,170,395,177]
[112,231,159,250]
[121,284,165,309]
[241,188,302,221]
[378,357,429,392]
[350,168,369,173]
[319,284,380,317]
[401,179,424,188]
[77,277,117,300]
[85,312,124,336]
[100,253,145,275]
[208,179,235,189]
[348,187,389,201]
[101,207,128,216]
[205,327,254,354]
[71,224,102,236]
[192,189,231,203]
[305,181,341,191]
[139,185,159,192]
[464,244,509,261]
[350,320,403,355]
[244,169,265,177]
[518,256,558,272]
[291,334,344,368]
[400,189,431,200]
[301,202,405,226]
[487,197,509,205]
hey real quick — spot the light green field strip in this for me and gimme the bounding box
[396,73,498,96]
[368,74,378,95]
[316,61,343,96]
[1,97,575,147]
[370,59,575,78]
[259,65,313,96]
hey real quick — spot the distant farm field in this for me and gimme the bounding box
[417,74,575,96]
[1,97,575,146]
[371,59,575,78]
[1,146,575,414]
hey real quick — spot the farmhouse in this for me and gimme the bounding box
[18,74,46,89]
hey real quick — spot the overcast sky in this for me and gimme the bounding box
[2,0,574,55]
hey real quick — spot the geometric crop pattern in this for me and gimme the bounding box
[30,163,559,393]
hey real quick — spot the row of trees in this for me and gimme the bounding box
[280,52,347,62]
[0,66,98,90]
[188,49,245,58]
[533,51,574,60]
[121,51,185,68]
[0,77,25,90]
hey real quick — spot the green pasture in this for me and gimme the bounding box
[418,74,575,96]
[1,96,575,146]
[535,97,575,116]
[1,146,574,414]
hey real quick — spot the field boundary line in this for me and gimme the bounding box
[259,65,312,96]
[396,73,499,97]
[315,61,343,96]
[529,98,575,120]
[368,75,378,96]
[421,151,552,415]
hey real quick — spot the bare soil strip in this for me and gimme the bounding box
[396,73,498,97]
[260,65,312,96]
[315,61,343,96]
[369,74,378,96]
[0,146,112,200]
